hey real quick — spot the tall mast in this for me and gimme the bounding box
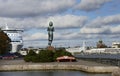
[82,41,86,51]
[5,23,9,30]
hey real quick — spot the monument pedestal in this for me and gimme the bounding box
[47,46,55,51]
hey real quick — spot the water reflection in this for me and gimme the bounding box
[0,71,110,76]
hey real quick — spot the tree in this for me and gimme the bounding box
[38,50,54,62]
[97,40,107,48]
[24,49,73,63]
[24,50,37,62]
[27,50,37,56]
[0,30,11,54]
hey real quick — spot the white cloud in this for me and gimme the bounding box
[23,32,47,41]
[0,14,88,29]
[78,14,120,38]
[46,15,88,28]
[0,0,76,17]
[110,25,120,33]
[1,14,119,41]
[79,25,120,39]
[55,32,79,40]
[79,26,120,39]
[23,29,81,41]
[0,0,119,48]
[80,27,110,34]
[79,14,120,34]
[75,0,111,11]
[87,14,120,27]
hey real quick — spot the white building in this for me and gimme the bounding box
[112,42,120,48]
[66,41,86,55]
[85,48,120,54]
[19,48,42,56]
[66,47,84,55]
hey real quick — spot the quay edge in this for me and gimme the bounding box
[0,64,119,73]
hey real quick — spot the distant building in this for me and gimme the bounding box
[112,42,120,48]
[19,48,42,56]
[66,47,84,55]
[85,48,120,54]
[66,41,86,55]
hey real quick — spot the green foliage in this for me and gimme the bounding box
[0,30,11,55]
[27,50,37,56]
[31,56,40,62]
[24,50,37,62]
[61,50,72,56]
[38,50,54,62]
[24,49,73,63]
[24,56,32,62]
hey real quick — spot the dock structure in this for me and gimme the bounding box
[0,59,119,73]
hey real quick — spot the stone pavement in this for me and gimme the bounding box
[0,59,113,66]
[0,59,119,73]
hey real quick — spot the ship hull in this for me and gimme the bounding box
[10,42,23,53]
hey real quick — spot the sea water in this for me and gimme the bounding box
[0,71,110,76]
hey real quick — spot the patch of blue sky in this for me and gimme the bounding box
[73,0,120,18]
[59,28,81,33]
[26,28,47,34]
[96,0,120,16]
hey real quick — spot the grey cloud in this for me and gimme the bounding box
[79,25,120,36]
[74,0,111,11]
[0,14,88,29]
[79,14,120,36]
[23,31,80,41]
[23,32,47,41]
[0,0,76,17]
[110,25,120,34]
[86,14,120,28]
[47,15,88,28]
[80,26,111,34]
[22,26,119,46]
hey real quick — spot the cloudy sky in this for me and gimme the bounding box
[0,0,120,48]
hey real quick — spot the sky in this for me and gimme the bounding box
[0,0,120,48]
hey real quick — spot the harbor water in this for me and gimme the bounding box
[0,71,110,76]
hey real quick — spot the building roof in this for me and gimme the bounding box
[57,56,75,60]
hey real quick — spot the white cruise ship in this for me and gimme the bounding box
[2,26,23,53]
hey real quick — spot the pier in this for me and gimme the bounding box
[75,54,120,66]
[0,59,119,73]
